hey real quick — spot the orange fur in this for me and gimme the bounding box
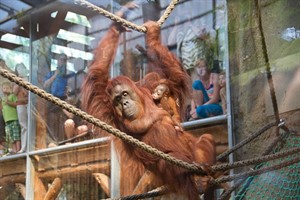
[81,21,216,199]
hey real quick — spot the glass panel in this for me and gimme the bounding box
[30,1,99,151]
[0,3,30,199]
[227,1,300,199]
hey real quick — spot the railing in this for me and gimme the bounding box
[182,114,228,130]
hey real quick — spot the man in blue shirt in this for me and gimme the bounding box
[44,53,75,100]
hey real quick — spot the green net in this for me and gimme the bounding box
[235,133,300,200]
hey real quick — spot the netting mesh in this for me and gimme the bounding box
[235,133,300,200]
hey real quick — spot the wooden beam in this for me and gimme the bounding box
[34,171,47,200]
[133,170,157,195]
[15,183,26,199]
[0,174,25,185]
[38,162,110,181]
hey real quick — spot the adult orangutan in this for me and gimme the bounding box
[81,7,216,200]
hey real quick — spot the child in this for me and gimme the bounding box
[13,63,29,153]
[219,71,227,114]
[1,82,21,154]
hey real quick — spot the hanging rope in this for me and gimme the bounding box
[256,0,279,122]
[255,0,290,134]
[74,0,179,32]
[157,0,179,26]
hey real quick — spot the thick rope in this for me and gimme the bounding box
[215,135,299,199]
[0,68,205,175]
[74,0,179,32]
[216,121,277,161]
[212,146,300,172]
[255,0,291,134]
[211,155,300,185]
[157,0,179,26]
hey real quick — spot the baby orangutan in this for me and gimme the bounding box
[152,79,181,128]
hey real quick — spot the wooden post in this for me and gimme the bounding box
[93,173,111,197]
[34,172,47,200]
[15,183,26,199]
[44,177,63,200]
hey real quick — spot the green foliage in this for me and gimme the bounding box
[192,30,218,70]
